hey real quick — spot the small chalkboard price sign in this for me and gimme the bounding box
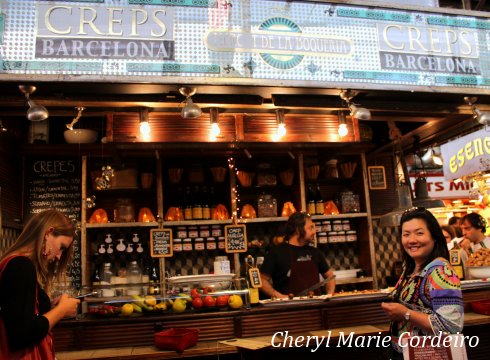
[150,229,173,258]
[224,224,247,253]
[368,166,387,190]
[248,268,262,288]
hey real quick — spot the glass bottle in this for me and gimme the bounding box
[127,261,142,295]
[92,266,101,285]
[149,260,160,295]
[192,185,203,220]
[101,263,113,284]
[202,186,211,220]
[184,186,193,220]
[450,240,464,280]
[315,184,324,215]
[307,184,316,215]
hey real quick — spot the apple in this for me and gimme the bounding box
[216,295,229,308]
[228,294,243,309]
[191,288,202,299]
[192,297,203,309]
[203,295,216,308]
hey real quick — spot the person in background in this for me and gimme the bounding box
[448,216,463,237]
[260,212,336,298]
[0,209,80,359]
[461,213,490,253]
[381,207,463,359]
[441,225,457,245]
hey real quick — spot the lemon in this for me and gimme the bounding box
[228,295,243,309]
[121,303,134,316]
[144,295,157,307]
[172,298,187,313]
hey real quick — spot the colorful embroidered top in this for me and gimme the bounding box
[390,258,464,353]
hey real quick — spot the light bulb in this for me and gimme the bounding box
[277,123,286,138]
[432,153,443,166]
[338,123,348,137]
[140,121,150,140]
[210,122,221,139]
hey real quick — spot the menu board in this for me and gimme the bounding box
[248,268,262,288]
[224,225,247,253]
[150,229,173,258]
[24,157,82,288]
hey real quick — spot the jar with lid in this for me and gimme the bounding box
[332,220,342,231]
[194,238,204,251]
[340,191,360,213]
[328,231,338,243]
[199,225,210,238]
[317,232,328,244]
[218,236,225,250]
[346,230,357,242]
[114,198,135,222]
[176,226,187,239]
[206,237,217,250]
[211,225,222,237]
[342,220,351,231]
[337,231,347,242]
[101,263,113,284]
[322,220,332,232]
[127,261,142,296]
[188,226,198,238]
[257,193,277,217]
[183,238,193,251]
[173,238,183,252]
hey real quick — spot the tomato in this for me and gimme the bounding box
[203,296,216,308]
[192,297,203,309]
[216,295,229,307]
[190,288,202,299]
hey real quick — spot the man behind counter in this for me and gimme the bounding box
[260,212,336,299]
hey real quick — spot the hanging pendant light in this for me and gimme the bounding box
[179,87,202,119]
[19,85,49,122]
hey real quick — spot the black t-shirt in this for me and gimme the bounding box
[260,243,330,295]
[0,256,50,351]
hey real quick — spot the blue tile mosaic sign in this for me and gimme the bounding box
[1,0,490,91]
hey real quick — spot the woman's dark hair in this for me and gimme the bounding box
[399,207,449,275]
[461,213,487,233]
[441,225,456,242]
[448,216,461,226]
[284,212,309,241]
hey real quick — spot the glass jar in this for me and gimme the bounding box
[211,225,222,237]
[173,238,183,252]
[340,191,360,213]
[332,220,342,231]
[317,232,328,244]
[199,225,210,238]
[188,226,198,238]
[127,261,142,296]
[176,226,187,239]
[114,198,135,222]
[183,238,193,251]
[328,231,338,243]
[322,220,332,232]
[194,238,204,251]
[342,220,351,231]
[218,236,225,250]
[346,230,357,242]
[206,237,217,250]
[257,193,277,217]
[101,263,113,284]
[337,231,347,242]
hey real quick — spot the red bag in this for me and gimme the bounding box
[0,256,55,360]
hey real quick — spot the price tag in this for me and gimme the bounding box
[150,229,173,258]
[224,225,247,253]
[248,267,262,288]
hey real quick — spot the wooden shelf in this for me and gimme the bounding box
[238,217,288,223]
[163,219,233,226]
[86,222,159,228]
[310,213,368,220]
[336,276,374,285]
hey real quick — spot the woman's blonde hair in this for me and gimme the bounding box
[1,209,76,292]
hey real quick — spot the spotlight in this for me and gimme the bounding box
[139,108,150,141]
[19,85,49,121]
[179,87,202,119]
[338,111,348,137]
[0,120,7,132]
[464,96,490,126]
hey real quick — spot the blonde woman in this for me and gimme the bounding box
[0,209,80,359]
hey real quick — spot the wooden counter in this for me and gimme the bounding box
[53,284,490,359]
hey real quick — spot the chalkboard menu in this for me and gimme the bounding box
[224,225,247,253]
[24,157,82,289]
[150,229,173,257]
[248,268,262,288]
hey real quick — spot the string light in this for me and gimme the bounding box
[228,157,239,220]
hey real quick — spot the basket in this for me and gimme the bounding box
[154,328,199,352]
[471,300,490,316]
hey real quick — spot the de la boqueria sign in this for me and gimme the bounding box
[440,128,490,181]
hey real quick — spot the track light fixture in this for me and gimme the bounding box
[464,96,490,126]
[0,120,7,132]
[139,108,151,141]
[337,110,348,137]
[209,107,221,139]
[19,85,49,122]
[179,87,202,119]
[339,89,371,120]
[66,106,85,130]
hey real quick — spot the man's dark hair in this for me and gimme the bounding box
[461,213,487,233]
[448,216,461,226]
[284,212,310,241]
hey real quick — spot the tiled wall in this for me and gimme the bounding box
[372,218,402,288]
